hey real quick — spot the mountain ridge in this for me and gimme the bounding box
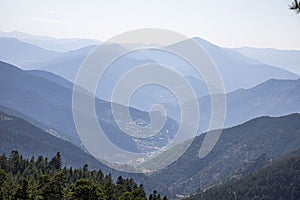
[233,46,300,75]
[140,113,300,197]
[186,147,300,199]
[0,31,100,52]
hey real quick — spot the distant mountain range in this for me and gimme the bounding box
[191,37,299,92]
[223,78,300,127]
[0,31,100,52]
[1,58,299,157]
[0,61,179,156]
[37,45,96,82]
[233,47,300,76]
[0,37,96,71]
[129,37,299,93]
[0,37,60,69]
[0,33,298,113]
[178,78,300,133]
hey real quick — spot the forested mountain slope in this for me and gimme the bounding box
[186,148,300,200]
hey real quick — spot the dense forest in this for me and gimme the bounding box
[186,149,300,200]
[0,151,167,200]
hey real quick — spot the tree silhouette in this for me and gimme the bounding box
[49,152,62,170]
[290,0,300,13]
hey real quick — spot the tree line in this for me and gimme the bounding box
[0,151,167,200]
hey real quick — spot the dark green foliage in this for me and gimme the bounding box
[14,179,30,200]
[40,172,66,200]
[48,152,62,170]
[67,179,105,200]
[0,151,162,200]
[148,190,167,200]
[186,149,300,200]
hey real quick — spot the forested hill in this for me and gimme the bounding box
[0,151,167,200]
[186,148,300,199]
[0,110,111,171]
[141,113,300,197]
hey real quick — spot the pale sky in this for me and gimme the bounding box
[0,0,300,50]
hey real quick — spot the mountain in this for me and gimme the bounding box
[0,37,96,72]
[0,110,111,170]
[0,37,95,73]
[186,148,300,200]
[178,78,300,133]
[124,38,298,94]
[223,78,300,127]
[1,62,300,197]
[0,61,179,157]
[37,44,184,115]
[190,37,299,92]
[0,60,81,145]
[49,37,297,112]
[34,45,96,82]
[0,104,68,141]
[28,70,73,90]
[2,34,297,94]
[38,45,106,82]
[140,114,300,197]
[1,35,298,113]
[0,37,60,69]
[0,31,100,52]
[233,47,300,76]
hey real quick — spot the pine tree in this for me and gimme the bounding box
[9,150,21,174]
[0,154,7,170]
[52,172,66,199]
[67,179,106,200]
[49,152,62,170]
[116,175,124,185]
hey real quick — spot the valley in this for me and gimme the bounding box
[0,24,299,199]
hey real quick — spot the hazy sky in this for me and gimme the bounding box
[0,0,299,50]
